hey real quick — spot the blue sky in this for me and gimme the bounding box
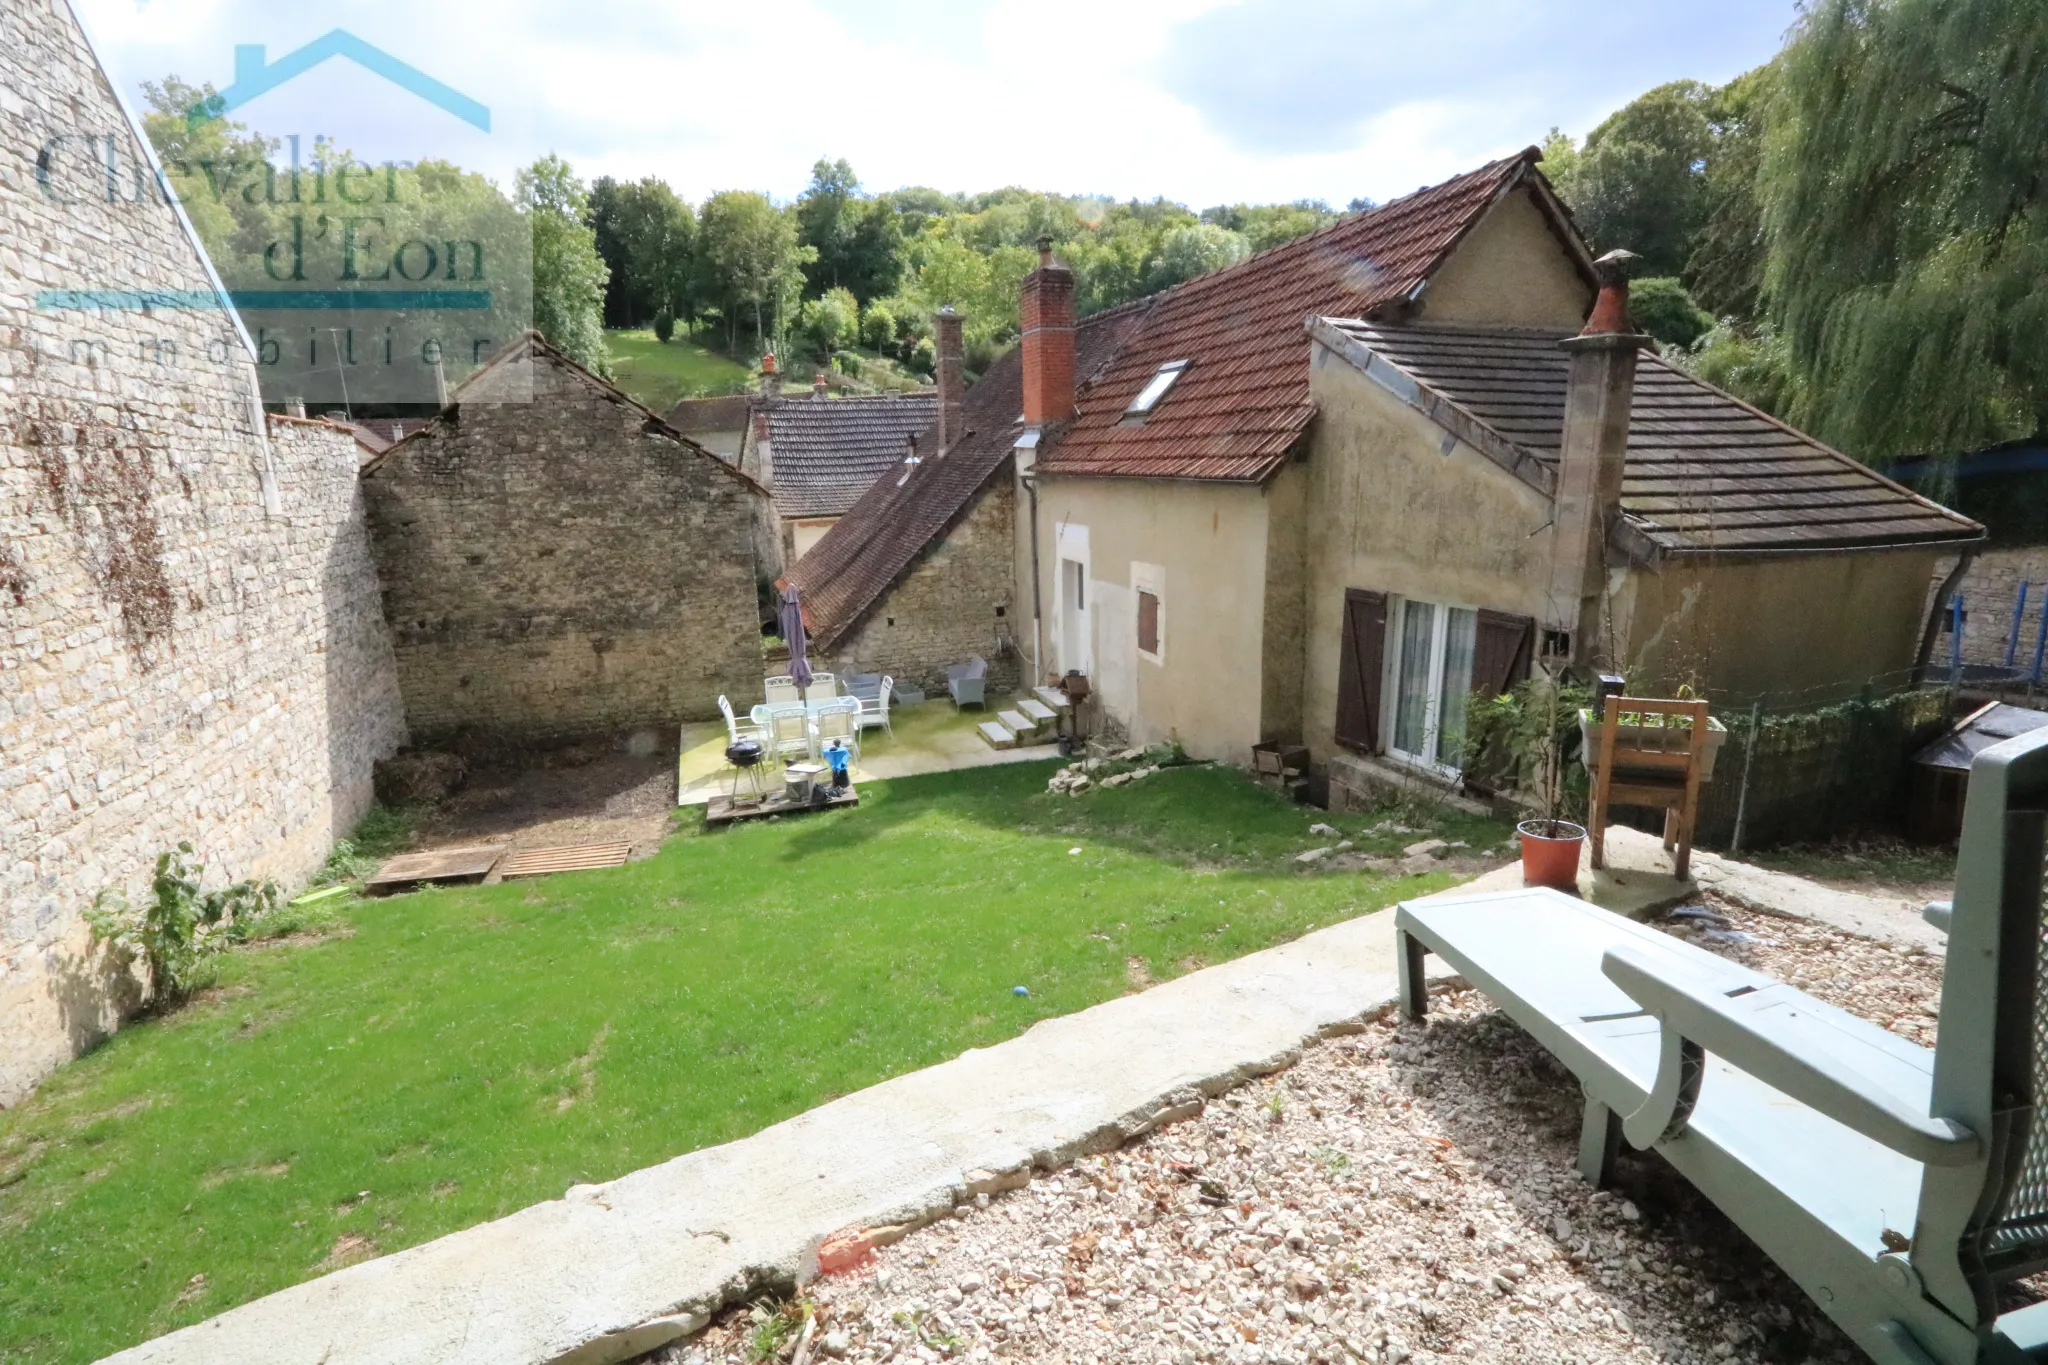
[79,0,1798,207]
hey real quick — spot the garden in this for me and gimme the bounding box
[0,760,1508,1363]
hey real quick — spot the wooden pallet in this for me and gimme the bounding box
[364,844,506,891]
[705,784,859,824]
[497,841,635,880]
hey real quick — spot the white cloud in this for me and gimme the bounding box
[74,0,1791,206]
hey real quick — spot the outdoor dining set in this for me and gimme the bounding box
[718,672,893,766]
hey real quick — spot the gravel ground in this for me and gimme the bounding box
[651,899,1947,1365]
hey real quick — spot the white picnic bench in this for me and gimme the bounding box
[1394,726,2048,1365]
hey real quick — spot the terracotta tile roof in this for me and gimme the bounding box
[1314,319,1983,554]
[790,304,1151,649]
[1034,150,1558,483]
[767,394,940,520]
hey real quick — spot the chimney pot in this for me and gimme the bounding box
[813,373,829,398]
[283,396,306,418]
[1580,248,1642,337]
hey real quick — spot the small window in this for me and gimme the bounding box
[1137,591,1160,657]
[1124,360,1188,419]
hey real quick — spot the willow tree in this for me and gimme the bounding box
[1762,0,2048,462]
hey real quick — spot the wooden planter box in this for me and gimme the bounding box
[1579,709,1729,781]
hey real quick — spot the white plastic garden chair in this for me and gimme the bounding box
[764,704,812,762]
[811,697,861,767]
[808,672,837,698]
[764,675,799,704]
[857,675,894,738]
[719,695,766,749]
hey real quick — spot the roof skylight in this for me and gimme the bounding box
[1125,360,1189,418]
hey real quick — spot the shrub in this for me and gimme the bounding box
[859,301,895,352]
[1629,276,1712,349]
[652,309,675,343]
[907,336,936,376]
[84,843,280,1008]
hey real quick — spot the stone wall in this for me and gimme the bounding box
[1,0,406,1104]
[826,470,1022,695]
[1928,546,2048,677]
[362,339,769,746]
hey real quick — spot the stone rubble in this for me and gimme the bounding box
[652,898,1951,1365]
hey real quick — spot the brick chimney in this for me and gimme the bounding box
[934,306,965,453]
[1545,248,1651,668]
[1020,236,1075,428]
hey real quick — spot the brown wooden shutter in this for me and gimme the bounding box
[1471,609,1535,699]
[1137,590,1160,655]
[1335,589,1388,754]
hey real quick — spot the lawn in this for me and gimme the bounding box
[0,762,1509,1362]
[604,328,753,411]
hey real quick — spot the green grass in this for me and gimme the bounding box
[0,763,1507,1362]
[604,328,753,411]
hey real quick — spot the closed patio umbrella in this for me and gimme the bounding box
[780,585,812,703]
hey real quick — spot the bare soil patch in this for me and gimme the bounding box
[413,739,677,865]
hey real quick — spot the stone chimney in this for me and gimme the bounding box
[760,350,781,402]
[283,396,306,418]
[750,408,775,492]
[1020,236,1075,428]
[934,306,965,453]
[813,372,829,399]
[1545,248,1651,668]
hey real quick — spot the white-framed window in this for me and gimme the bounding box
[1132,561,1164,664]
[1123,360,1188,419]
[1382,597,1478,774]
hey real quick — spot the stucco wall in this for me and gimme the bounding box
[1259,459,1309,744]
[362,348,766,745]
[827,469,1020,695]
[1621,549,1940,706]
[1031,476,1272,762]
[1299,344,1561,760]
[1,0,407,1103]
[1416,186,1592,330]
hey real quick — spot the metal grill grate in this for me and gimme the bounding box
[1983,890,2048,1257]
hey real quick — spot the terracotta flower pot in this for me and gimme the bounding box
[1517,818,1586,892]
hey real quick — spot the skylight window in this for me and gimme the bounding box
[1125,360,1189,419]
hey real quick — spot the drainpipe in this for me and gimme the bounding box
[1025,472,1044,687]
[1914,548,1977,687]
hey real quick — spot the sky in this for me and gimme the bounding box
[77,0,1801,208]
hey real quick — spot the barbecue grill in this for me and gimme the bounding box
[725,738,769,805]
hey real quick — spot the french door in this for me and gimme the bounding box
[1385,598,1477,774]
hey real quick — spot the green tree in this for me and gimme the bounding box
[1685,64,1779,322]
[1760,0,2048,460]
[1630,277,1715,349]
[517,155,610,374]
[1149,223,1250,289]
[589,177,697,329]
[698,190,815,357]
[1201,199,1338,251]
[859,300,896,352]
[798,286,859,360]
[1548,81,1715,277]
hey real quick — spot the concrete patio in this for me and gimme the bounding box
[675,694,1055,806]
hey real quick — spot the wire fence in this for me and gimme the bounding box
[1679,684,1956,851]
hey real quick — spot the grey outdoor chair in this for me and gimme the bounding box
[1393,726,2048,1365]
[947,656,988,711]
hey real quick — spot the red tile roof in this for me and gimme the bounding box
[1035,149,1567,483]
[790,302,1151,650]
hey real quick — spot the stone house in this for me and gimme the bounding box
[669,377,938,573]
[1,0,405,1103]
[794,149,1981,778]
[788,307,1145,695]
[360,333,771,747]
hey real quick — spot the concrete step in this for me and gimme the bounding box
[1018,698,1058,726]
[977,720,1017,750]
[996,709,1039,743]
[1032,686,1072,713]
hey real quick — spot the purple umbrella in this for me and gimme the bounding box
[779,584,813,700]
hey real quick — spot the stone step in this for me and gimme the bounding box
[996,709,1038,742]
[977,720,1017,750]
[1032,686,1072,712]
[1018,698,1058,725]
